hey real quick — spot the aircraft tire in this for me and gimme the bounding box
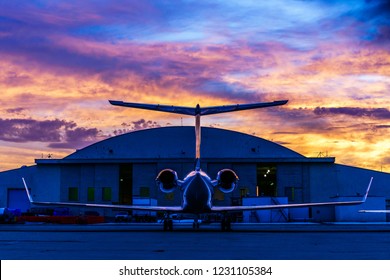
[163,219,173,231]
[221,218,231,231]
[221,220,226,231]
[168,219,173,230]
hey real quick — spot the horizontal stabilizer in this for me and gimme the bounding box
[109,100,288,116]
[199,100,288,115]
[109,100,196,116]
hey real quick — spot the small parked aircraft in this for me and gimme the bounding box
[23,99,373,230]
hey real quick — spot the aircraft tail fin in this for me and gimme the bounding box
[109,99,288,161]
[195,158,201,171]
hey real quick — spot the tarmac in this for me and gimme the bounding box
[1,222,390,259]
[2,221,390,232]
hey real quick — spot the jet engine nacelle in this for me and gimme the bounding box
[216,169,238,193]
[156,169,179,193]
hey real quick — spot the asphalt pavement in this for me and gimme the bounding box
[1,222,390,259]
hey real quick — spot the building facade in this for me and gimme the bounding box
[1,126,389,222]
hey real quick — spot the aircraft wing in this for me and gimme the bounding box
[22,178,183,212]
[212,177,373,212]
[23,177,372,214]
[359,210,390,213]
[211,200,366,212]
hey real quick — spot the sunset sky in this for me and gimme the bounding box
[0,0,389,172]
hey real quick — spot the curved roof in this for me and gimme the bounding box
[65,126,304,160]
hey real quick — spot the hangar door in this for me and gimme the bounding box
[7,189,30,212]
[119,164,133,204]
[257,164,277,197]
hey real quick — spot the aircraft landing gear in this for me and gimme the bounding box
[162,213,173,231]
[221,216,231,231]
[163,219,173,231]
[192,216,200,229]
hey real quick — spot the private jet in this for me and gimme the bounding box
[23,99,373,231]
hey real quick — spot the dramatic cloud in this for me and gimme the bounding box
[375,125,390,129]
[383,157,390,165]
[113,119,161,135]
[49,127,102,149]
[0,118,72,142]
[314,107,390,119]
[0,118,101,149]
[5,107,25,114]
[0,1,389,172]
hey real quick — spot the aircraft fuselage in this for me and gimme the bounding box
[182,170,213,213]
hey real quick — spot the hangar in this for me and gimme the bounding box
[0,126,389,222]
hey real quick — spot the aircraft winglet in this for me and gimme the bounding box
[359,210,390,213]
[22,177,33,203]
[362,177,373,202]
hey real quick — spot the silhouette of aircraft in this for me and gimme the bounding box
[23,99,373,230]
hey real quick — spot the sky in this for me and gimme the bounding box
[0,0,389,172]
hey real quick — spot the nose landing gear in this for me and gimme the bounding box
[163,218,173,231]
[192,216,200,229]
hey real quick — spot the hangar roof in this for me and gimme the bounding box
[64,126,304,160]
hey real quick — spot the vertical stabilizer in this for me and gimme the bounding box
[195,111,201,160]
[195,158,201,171]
